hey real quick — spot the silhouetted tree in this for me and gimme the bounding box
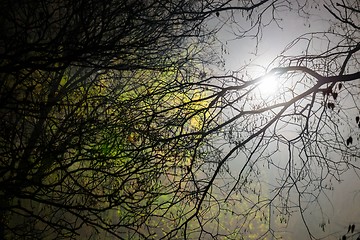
[0,0,359,239]
[0,0,279,238]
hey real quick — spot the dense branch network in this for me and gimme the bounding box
[0,0,359,239]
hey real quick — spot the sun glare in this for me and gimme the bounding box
[258,74,279,96]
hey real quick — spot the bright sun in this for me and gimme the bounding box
[258,74,279,96]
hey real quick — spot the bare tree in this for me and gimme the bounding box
[0,0,276,238]
[1,0,359,239]
[196,1,360,239]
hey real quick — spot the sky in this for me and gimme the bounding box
[212,3,360,239]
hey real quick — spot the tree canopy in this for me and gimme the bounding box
[0,0,359,239]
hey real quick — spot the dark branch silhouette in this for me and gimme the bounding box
[0,0,359,239]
